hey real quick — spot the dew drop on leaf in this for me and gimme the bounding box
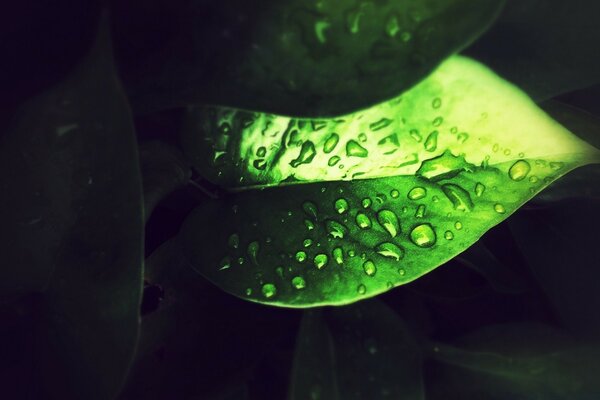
[290,141,317,167]
[356,212,372,229]
[369,118,393,131]
[474,182,485,197]
[410,224,437,248]
[357,284,367,295]
[424,131,438,152]
[454,221,463,230]
[302,201,318,219]
[228,233,239,249]
[291,276,306,290]
[494,203,506,214]
[328,155,341,166]
[323,132,339,153]
[325,219,347,239]
[218,256,231,270]
[247,241,260,264]
[346,140,369,157]
[332,247,344,265]
[375,242,405,261]
[407,187,427,200]
[415,204,426,218]
[376,209,400,238]
[432,116,443,127]
[256,146,266,157]
[410,129,422,142]
[508,160,531,181]
[313,253,329,270]
[334,198,349,214]
[295,251,307,262]
[303,238,313,248]
[444,231,454,240]
[304,219,315,231]
[358,132,367,142]
[432,97,442,109]
[390,189,399,198]
[362,198,372,208]
[261,283,277,298]
[363,260,377,276]
[441,183,474,211]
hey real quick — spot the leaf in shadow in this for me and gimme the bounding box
[0,15,143,399]
[289,299,423,400]
[115,0,505,116]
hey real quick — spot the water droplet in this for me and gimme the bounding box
[302,201,318,219]
[219,122,231,134]
[328,156,341,167]
[410,224,437,248]
[262,283,277,298]
[400,31,412,42]
[409,129,422,142]
[492,143,500,152]
[346,140,369,157]
[385,15,400,37]
[550,161,564,170]
[256,146,266,157]
[415,204,426,218]
[457,132,469,143]
[416,151,474,181]
[357,284,367,295]
[296,251,307,262]
[348,249,356,257]
[390,189,399,198]
[375,242,405,261]
[245,288,252,296]
[494,203,506,214]
[398,268,406,276]
[248,241,260,264]
[432,98,442,109]
[450,126,458,134]
[303,238,313,248]
[369,118,393,131]
[407,187,427,200]
[304,219,315,230]
[508,160,531,181]
[375,193,386,204]
[432,116,443,127]
[362,198,372,208]
[238,257,245,265]
[356,212,372,229]
[454,221,463,230]
[314,254,329,269]
[376,209,400,238]
[474,182,485,197]
[290,141,316,168]
[444,231,454,240]
[333,247,344,265]
[323,133,339,153]
[424,131,438,152]
[218,256,231,270]
[363,260,377,276]
[275,266,284,278]
[358,132,367,142]
[334,198,349,214]
[228,233,239,249]
[253,159,267,170]
[503,149,511,156]
[326,219,348,239]
[442,184,474,212]
[292,276,306,290]
[314,20,331,44]
[529,176,539,183]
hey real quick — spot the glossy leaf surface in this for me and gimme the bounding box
[180,56,600,307]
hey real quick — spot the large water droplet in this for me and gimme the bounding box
[346,140,369,158]
[442,184,474,212]
[292,276,306,290]
[424,131,438,152]
[369,118,393,131]
[508,160,531,181]
[314,254,329,269]
[377,209,400,238]
[323,133,339,153]
[302,201,318,219]
[228,233,239,249]
[262,283,277,298]
[410,224,437,248]
[474,182,485,197]
[334,198,349,214]
[416,151,474,181]
[407,187,427,200]
[333,247,344,265]
[363,260,377,277]
[248,241,260,264]
[356,213,372,229]
[290,141,316,168]
[375,242,405,261]
[494,203,506,214]
[296,251,307,262]
[326,219,348,239]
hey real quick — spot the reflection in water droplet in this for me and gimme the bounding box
[377,209,400,238]
[408,187,427,200]
[323,133,339,153]
[295,251,307,262]
[218,256,231,270]
[333,247,344,265]
[369,118,393,131]
[290,141,316,167]
[248,241,260,264]
[256,146,266,157]
[432,98,442,109]
[356,213,372,229]
[334,198,349,214]
[424,131,438,152]
[410,129,422,142]
[410,224,437,247]
[454,221,463,230]
[442,184,474,212]
[303,239,313,248]
[415,205,426,218]
[475,182,485,197]
[444,231,454,240]
[357,284,367,295]
[390,189,399,198]
[228,234,239,249]
[362,198,372,208]
[363,260,377,276]
[314,254,329,269]
[303,201,318,219]
[494,203,506,214]
[376,242,404,261]
[262,283,277,298]
[508,160,531,181]
[292,276,306,290]
[346,140,369,157]
[326,219,348,239]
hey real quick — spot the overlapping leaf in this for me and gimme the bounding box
[179,56,600,307]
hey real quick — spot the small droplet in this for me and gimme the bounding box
[415,205,426,218]
[432,116,443,127]
[237,257,244,265]
[314,254,329,269]
[450,126,458,134]
[408,187,427,200]
[376,209,400,238]
[356,213,372,229]
[529,176,539,183]
[492,143,500,152]
[363,260,377,277]
[334,198,349,214]
[218,256,231,271]
[390,189,399,198]
[375,242,405,261]
[262,283,277,298]
[245,288,252,296]
[410,224,437,248]
[432,98,442,109]
[348,249,356,257]
[256,146,266,157]
[302,201,318,219]
[444,231,454,240]
[549,161,564,170]
[323,133,339,153]
[398,268,406,276]
[357,284,367,295]
[228,233,239,249]
[369,118,393,131]
[296,251,307,262]
[333,247,344,265]
[303,239,313,248]
[424,131,438,152]
[442,184,474,212]
[375,193,386,204]
[248,241,260,264]
[503,148,511,156]
[385,15,400,37]
[304,219,315,231]
[400,31,411,42]
[474,182,485,197]
[508,160,531,181]
[328,156,341,166]
[457,132,469,143]
[292,276,306,290]
[253,159,267,170]
[362,198,372,208]
[454,221,463,230]
[290,141,317,168]
[494,203,506,214]
[275,266,284,278]
[409,129,422,142]
[358,132,367,142]
[346,140,369,157]
[326,219,348,239]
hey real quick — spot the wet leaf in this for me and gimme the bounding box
[117,0,504,116]
[289,299,423,400]
[179,56,600,307]
[0,17,143,398]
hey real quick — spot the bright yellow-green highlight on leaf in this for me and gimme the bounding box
[180,56,600,308]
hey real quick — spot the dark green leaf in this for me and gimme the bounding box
[0,16,143,399]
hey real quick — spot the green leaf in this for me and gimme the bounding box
[0,17,143,398]
[179,56,600,307]
[118,0,505,116]
[289,299,423,400]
